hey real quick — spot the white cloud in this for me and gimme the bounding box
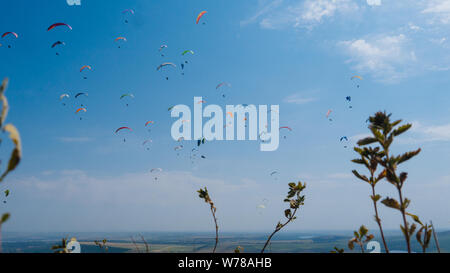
[366,0,381,6]
[283,94,317,104]
[339,34,417,82]
[244,0,358,29]
[240,0,284,26]
[410,121,450,142]
[422,0,450,24]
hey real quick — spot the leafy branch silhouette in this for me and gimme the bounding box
[261,182,306,253]
[197,187,219,253]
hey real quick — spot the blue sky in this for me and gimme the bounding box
[1,0,450,233]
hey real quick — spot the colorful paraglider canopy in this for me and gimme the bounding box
[47,23,72,31]
[182,50,194,56]
[142,139,152,145]
[80,65,92,72]
[1,32,18,38]
[351,75,363,80]
[159,44,168,51]
[115,37,127,42]
[216,82,231,89]
[196,11,207,24]
[174,145,184,151]
[120,93,134,99]
[150,168,162,173]
[60,94,69,100]
[122,9,135,14]
[279,126,292,131]
[51,41,65,48]
[75,107,87,113]
[115,127,132,133]
[145,121,154,127]
[75,92,88,98]
[156,62,176,70]
[326,109,332,118]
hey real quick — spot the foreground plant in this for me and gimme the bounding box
[94,239,109,252]
[348,225,374,253]
[357,111,421,253]
[352,146,389,252]
[0,78,22,253]
[197,187,219,253]
[51,237,69,253]
[261,182,306,253]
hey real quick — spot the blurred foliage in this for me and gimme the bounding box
[94,239,109,252]
[348,225,374,253]
[0,78,22,253]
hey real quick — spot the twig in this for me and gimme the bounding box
[430,221,441,253]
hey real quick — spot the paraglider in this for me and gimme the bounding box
[115,127,132,133]
[115,37,127,48]
[197,137,206,147]
[2,32,18,48]
[75,107,87,113]
[326,109,333,121]
[51,41,65,55]
[351,75,362,88]
[51,41,65,48]
[47,23,72,31]
[122,9,134,23]
[159,44,167,51]
[60,93,69,105]
[156,62,176,70]
[182,50,194,56]
[75,107,86,120]
[3,189,9,204]
[216,82,231,89]
[115,127,132,142]
[75,92,88,98]
[120,93,134,106]
[340,136,349,148]
[279,127,292,139]
[80,65,92,79]
[150,168,162,181]
[145,121,154,127]
[346,96,353,109]
[80,65,91,72]
[196,11,207,24]
[120,93,134,99]
[1,32,18,39]
[279,126,292,131]
[143,139,152,150]
[60,94,70,100]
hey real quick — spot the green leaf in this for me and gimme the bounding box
[381,197,401,210]
[1,213,10,223]
[392,124,412,137]
[357,137,378,146]
[0,124,22,183]
[352,170,370,183]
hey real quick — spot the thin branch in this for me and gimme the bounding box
[430,221,441,253]
[140,234,150,253]
[261,207,298,253]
